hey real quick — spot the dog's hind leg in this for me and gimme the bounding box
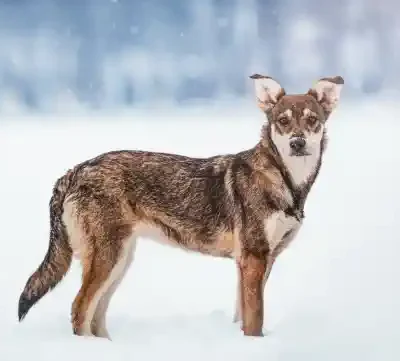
[90,236,137,339]
[71,220,134,338]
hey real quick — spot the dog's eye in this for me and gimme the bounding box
[278,117,289,126]
[307,117,318,126]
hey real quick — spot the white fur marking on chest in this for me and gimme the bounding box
[264,211,301,253]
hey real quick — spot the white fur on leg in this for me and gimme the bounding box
[233,266,242,323]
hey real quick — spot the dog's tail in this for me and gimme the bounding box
[18,171,74,322]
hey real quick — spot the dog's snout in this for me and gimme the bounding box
[289,137,306,151]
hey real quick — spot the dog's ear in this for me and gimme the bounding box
[249,74,285,113]
[308,76,344,118]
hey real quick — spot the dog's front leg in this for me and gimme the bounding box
[237,251,267,336]
[233,267,243,323]
[234,256,272,324]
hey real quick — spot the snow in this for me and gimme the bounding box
[0,99,399,360]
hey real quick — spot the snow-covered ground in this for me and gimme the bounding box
[0,100,399,360]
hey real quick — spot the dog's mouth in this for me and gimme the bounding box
[290,150,311,157]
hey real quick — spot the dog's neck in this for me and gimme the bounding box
[257,123,326,198]
[277,145,321,188]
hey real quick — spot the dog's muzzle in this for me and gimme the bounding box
[289,136,306,154]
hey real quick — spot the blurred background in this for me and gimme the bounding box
[0,0,398,113]
[1,2,400,359]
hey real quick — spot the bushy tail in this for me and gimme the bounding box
[18,171,74,322]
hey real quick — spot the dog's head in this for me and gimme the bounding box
[250,74,344,158]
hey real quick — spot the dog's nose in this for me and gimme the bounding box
[289,137,306,151]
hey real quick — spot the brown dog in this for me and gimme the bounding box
[18,74,344,339]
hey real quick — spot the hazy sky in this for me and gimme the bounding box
[0,0,398,110]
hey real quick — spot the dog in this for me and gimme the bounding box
[18,74,344,339]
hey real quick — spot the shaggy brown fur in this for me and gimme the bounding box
[18,74,344,339]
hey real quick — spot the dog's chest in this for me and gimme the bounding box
[263,211,302,253]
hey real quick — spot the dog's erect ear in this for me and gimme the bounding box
[249,74,285,113]
[308,76,344,118]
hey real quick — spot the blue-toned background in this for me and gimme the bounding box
[1,2,400,358]
[0,0,397,111]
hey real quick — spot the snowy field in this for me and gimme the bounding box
[0,100,399,360]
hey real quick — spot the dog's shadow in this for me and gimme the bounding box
[108,310,254,344]
[15,310,271,346]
